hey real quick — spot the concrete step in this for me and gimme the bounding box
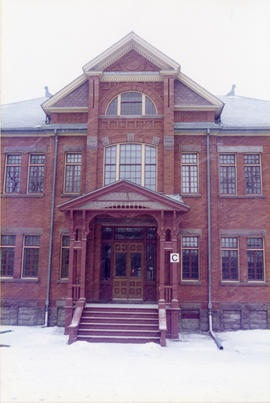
[80,317,158,325]
[77,334,160,344]
[79,322,159,330]
[78,328,160,337]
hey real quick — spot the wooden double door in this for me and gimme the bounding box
[113,242,143,300]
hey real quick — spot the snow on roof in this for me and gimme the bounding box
[1,95,270,131]
[0,97,48,129]
[218,95,270,128]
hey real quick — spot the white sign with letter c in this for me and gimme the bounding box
[170,253,179,263]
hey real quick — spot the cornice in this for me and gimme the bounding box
[45,107,88,113]
[174,105,220,111]
[100,72,162,82]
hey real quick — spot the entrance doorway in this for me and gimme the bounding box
[98,226,157,302]
[113,242,143,300]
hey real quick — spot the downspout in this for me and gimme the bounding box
[206,128,223,350]
[44,129,58,326]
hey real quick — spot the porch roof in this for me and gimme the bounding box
[57,180,190,213]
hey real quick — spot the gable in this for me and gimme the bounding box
[58,180,190,212]
[83,32,180,73]
[104,49,160,72]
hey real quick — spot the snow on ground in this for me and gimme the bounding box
[0,326,270,403]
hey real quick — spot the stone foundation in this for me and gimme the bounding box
[179,303,270,331]
[1,300,270,331]
[0,299,65,327]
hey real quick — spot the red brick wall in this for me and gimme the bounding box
[1,72,269,326]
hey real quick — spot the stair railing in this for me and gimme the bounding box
[67,298,85,344]
[158,307,167,347]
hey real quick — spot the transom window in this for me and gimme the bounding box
[104,144,156,190]
[106,92,157,116]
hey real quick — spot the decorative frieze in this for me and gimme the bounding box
[100,119,163,130]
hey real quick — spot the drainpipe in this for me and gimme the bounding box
[44,129,58,326]
[206,128,223,350]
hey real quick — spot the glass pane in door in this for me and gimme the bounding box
[115,253,126,276]
[130,253,141,277]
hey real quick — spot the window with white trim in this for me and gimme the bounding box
[221,237,239,281]
[244,154,262,194]
[0,235,16,277]
[181,153,198,193]
[219,154,236,194]
[22,235,40,277]
[5,155,22,193]
[64,153,82,193]
[247,238,264,281]
[104,144,156,190]
[181,236,199,280]
[106,92,157,116]
[60,235,70,279]
[28,154,45,193]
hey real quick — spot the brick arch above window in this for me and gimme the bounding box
[99,82,163,115]
[105,92,157,116]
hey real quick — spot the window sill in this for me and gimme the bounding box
[1,194,44,198]
[218,195,265,199]
[180,281,202,285]
[99,115,163,119]
[182,194,202,198]
[61,193,81,198]
[57,279,68,284]
[0,278,40,283]
[220,281,268,287]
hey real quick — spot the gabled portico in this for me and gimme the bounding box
[58,180,190,340]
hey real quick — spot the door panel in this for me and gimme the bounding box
[113,243,143,300]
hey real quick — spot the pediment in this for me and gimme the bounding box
[83,32,180,73]
[57,180,189,212]
[104,49,160,72]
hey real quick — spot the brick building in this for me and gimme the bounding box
[1,33,270,344]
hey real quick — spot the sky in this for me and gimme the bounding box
[1,0,270,105]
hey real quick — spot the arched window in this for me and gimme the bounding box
[104,144,157,190]
[106,92,157,116]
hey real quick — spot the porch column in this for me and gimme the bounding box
[65,231,75,332]
[79,231,87,300]
[170,211,180,338]
[158,211,166,308]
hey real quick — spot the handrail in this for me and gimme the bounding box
[67,299,85,344]
[158,307,167,347]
